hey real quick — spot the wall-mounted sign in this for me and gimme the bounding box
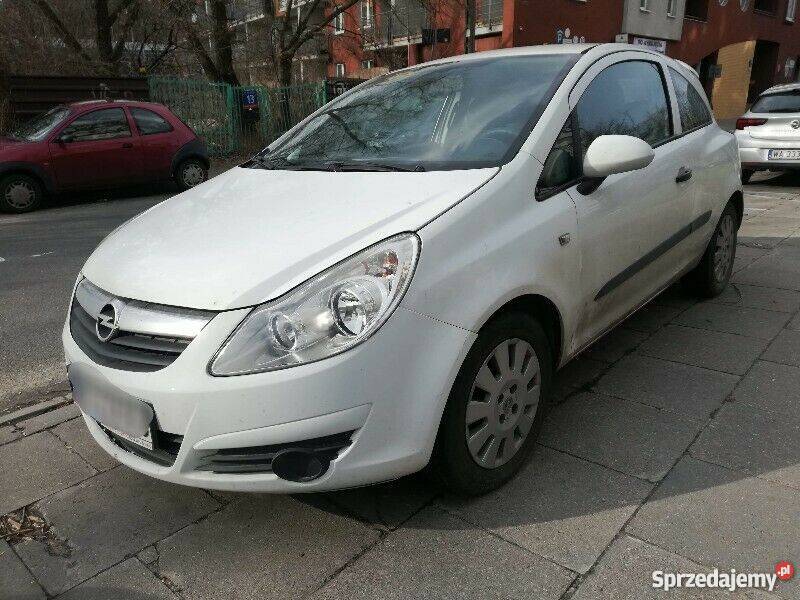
[719,0,729,5]
[556,28,586,44]
[785,57,797,79]
[632,37,667,53]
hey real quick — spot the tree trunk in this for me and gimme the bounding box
[208,0,240,86]
[464,0,476,54]
[95,0,117,73]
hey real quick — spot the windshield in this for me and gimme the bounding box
[751,91,800,114]
[10,106,71,141]
[260,54,575,171]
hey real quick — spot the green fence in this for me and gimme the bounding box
[149,77,327,157]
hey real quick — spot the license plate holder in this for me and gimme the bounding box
[768,149,800,160]
[105,420,155,451]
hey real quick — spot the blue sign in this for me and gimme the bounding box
[242,89,258,109]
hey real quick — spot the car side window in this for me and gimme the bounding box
[669,67,712,132]
[131,108,173,135]
[536,116,580,199]
[575,61,672,151]
[60,108,131,142]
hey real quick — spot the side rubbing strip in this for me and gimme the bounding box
[594,210,712,301]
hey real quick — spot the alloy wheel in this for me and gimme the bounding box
[465,338,541,469]
[714,213,735,283]
[4,180,36,210]
[182,163,205,187]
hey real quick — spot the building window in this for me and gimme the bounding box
[667,0,677,16]
[640,0,649,11]
[684,0,709,20]
[788,0,797,20]
[334,10,344,33]
[360,0,373,28]
[754,0,777,13]
[335,63,346,77]
[361,59,374,69]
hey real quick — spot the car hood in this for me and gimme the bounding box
[82,166,497,310]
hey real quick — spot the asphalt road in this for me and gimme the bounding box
[0,187,173,414]
[1,170,799,415]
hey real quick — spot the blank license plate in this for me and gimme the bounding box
[106,423,154,450]
[768,149,800,160]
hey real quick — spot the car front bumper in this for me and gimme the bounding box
[63,304,475,493]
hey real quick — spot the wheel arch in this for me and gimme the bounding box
[171,140,210,177]
[481,294,565,369]
[729,190,744,228]
[0,162,54,194]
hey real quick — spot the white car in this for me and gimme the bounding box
[736,82,800,183]
[64,44,742,495]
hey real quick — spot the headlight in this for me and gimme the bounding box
[210,233,420,375]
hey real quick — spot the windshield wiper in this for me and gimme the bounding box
[324,161,426,172]
[246,155,326,171]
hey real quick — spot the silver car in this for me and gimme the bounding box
[736,83,800,183]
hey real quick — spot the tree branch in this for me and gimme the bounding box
[29,0,95,66]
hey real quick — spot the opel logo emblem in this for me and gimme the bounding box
[792,120,800,129]
[96,303,119,342]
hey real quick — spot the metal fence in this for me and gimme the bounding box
[149,77,327,157]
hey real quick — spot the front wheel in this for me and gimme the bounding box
[430,312,553,496]
[0,174,43,213]
[685,202,738,298]
[175,158,208,191]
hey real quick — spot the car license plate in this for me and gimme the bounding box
[768,149,800,160]
[105,423,155,450]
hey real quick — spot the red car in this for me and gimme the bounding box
[0,100,209,213]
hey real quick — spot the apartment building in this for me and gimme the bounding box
[328,0,800,118]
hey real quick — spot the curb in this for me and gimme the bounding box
[0,395,73,427]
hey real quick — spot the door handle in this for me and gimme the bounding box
[675,167,693,183]
[122,142,133,149]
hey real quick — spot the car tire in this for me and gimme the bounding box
[430,311,553,496]
[0,174,43,213]
[685,202,738,298]
[175,158,208,191]
[741,169,754,184]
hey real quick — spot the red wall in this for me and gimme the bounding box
[512,0,625,46]
[668,2,800,84]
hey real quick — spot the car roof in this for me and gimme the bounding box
[760,82,800,96]
[68,99,165,111]
[400,43,687,71]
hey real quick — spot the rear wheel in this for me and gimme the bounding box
[0,174,43,213]
[741,169,754,184]
[431,312,553,496]
[685,202,738,298]
[175,158,208,191]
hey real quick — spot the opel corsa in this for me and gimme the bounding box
[64,44,742,495]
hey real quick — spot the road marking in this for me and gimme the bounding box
[0,257,4,262]
[30,251,53,258]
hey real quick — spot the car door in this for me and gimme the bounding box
[667,66,722,261]
[564,55,695,349]
[48,107,142,189]
[129,107,177,180]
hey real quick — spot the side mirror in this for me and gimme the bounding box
[578,135,655,194]
[58,133,74,144]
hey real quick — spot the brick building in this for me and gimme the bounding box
[328,0,800,118]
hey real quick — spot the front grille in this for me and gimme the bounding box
[103,426,184,467]
[71,301,189,372]
[195,431,355,474]
[69,278,215,373]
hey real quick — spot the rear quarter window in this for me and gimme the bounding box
[131,108,174,135]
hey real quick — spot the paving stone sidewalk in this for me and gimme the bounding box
[3,187,800,599]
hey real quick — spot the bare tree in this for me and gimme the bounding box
[18,0,179,75]
[168,0,241,85]
[264,0,362,86]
